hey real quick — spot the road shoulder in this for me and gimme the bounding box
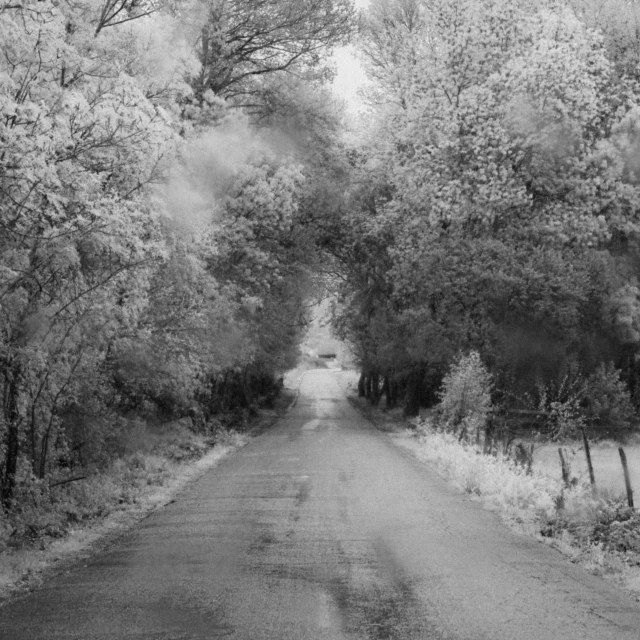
[0,395,294,606]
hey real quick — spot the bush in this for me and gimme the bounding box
[527,363,586,440]
[438,351,492,436]
[0,427,215,548]
[528,363,636,439]
[582,364,636,436]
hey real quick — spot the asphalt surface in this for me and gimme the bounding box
[3,368,640,639]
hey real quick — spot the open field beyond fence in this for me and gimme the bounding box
[533,441,640,499]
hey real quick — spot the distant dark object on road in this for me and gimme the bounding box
[318,353,336,359]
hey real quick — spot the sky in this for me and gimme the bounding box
[331,0,371,114]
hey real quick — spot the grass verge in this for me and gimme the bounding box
[0,395,293,605]
[349,395,640,600]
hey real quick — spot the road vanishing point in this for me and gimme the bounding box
[2,368,640,639]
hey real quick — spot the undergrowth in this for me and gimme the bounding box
[0,426,248,601]
[0,382,293,601]
[0,427,245,552]
[411,417,640,595]
[348,349,640,596]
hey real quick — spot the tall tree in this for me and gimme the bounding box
[0,0,195,505]
[192,0,355,112]
[332,0,640,417]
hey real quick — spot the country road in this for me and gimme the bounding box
[2,369,640,639]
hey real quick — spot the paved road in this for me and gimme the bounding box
[3,369,640,639]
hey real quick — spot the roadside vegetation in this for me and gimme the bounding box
[0,0,354,550]
[332,3,640,593]
[0,424,248,600]
[0,394,299,601]
[333,3,640,595]
[411,422,640,597]
[353,351,640,597]
[331,0,640,436]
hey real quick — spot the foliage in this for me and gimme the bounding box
[412,417,640,589]
[0,423,242,548]
[0,0,352,513]
[192,0,355,112]
[582,364,636,434]
[438,352,492,435]
[0,0,183,506]
[513,361,636,438]
[590,504,640,554]
[413,419,563,522]
[330,0,640,430]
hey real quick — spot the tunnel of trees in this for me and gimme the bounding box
[4,0,640,511]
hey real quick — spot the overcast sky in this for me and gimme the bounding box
[332,0,370,114]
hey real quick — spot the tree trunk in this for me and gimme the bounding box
[404,369,422,417]
[221,371,231,412]
[358,373,366,397]
[2,361,22,510]
[383,377,395,409]
[483,415,495,454]
[558,448,571,488]
[241,369,252,407]
[38,414,58,480]
[39,434,49,480]
[30,404,38,476]
[390,379,399,408]
[370,372,380,405]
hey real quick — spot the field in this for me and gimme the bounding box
[533,440,640,499]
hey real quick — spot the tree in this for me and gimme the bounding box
[331,0,640,423]
[192,0,355,111]
[0,0,194,506]
[0,0,357,519]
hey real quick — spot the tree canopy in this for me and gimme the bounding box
[331,0,640,430]
[0,0,353,508]
[4,0,640,514]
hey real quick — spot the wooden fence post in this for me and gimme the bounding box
[558,448,571,488]
[618,447,634,509]
[581,427,596,490]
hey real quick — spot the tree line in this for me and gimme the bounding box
[5,0,640,516]
[0,0,354,509]
[330,0,640,437]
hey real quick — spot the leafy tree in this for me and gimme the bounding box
[0,0,357,518]
[331,0,640,427]
[0,0,193,506]
[438,351,492,435]
[192,0,355,112]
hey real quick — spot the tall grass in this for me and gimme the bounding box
[0,427,247,599]
[409,417,640,595]
[413,420,590,525]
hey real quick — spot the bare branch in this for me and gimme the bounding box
[49,475,87,489]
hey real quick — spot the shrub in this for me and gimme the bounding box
[529,363,586,440]
[590,504,640,554]
[529,363,637,439]
[438,351,492,436]
[581,364,636,436]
